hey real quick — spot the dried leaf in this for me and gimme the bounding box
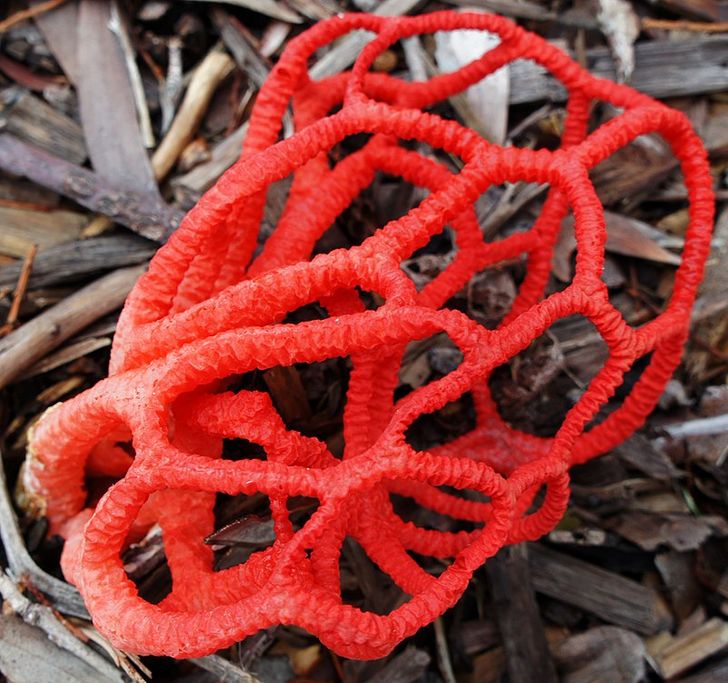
[596,0,640,83]
[76,0,158,195]
[554,211,682,281]
[614,512,728,552]
[434,18,509,144]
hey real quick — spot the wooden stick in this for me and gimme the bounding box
[152,49,234,180]
[0,264,144,389]
[642,17,728,33]
[0,243,37,335]
[0,0,70,33]
[0,133,182,241]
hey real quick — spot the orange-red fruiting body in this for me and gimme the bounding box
[25,11,713,660]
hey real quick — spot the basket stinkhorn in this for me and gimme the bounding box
[23,11,713,660]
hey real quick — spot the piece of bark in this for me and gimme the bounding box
[458,620,501,656]
[107,0,154,149]
[152,49,235,180]
[434,617,457,683]
[595,0,640,83]
[508,37,728,104]
[0,264,144,389]
[76,0,158,195]
[0,206,87,258]
[704,102,728,156]
[212,9,271,88]
[655,552,702,624]
[687,206,728,380]
[486,544,558,683]
[0,613,120,683]
[648,618,728,679]
[613,434,682,482]
[205,516,276,548]
[553,626,646,683]
[0,134,183,241]
[0,86,86,163]
[0,234,156,289]
[592,137,678,207]
[528,543,673,634]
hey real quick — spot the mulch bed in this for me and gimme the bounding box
[1,0,727,681]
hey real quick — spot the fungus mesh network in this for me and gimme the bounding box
[25,11,713,660]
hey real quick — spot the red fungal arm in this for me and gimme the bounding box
[24,11,713,660]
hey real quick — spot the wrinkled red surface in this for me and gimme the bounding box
[25,11,713,660]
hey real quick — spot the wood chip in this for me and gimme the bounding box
[509,37,728,103]
[0,206,87,258]
[553,626,646,683]
[648,618,728,679]
[212,9,271,88]
[21,336,112,379]
[486,544,558,683]
[29,0,79,81]
[596,0,640,82]
[0,86,86,163]
[262,365,312,425]
[528,543,673,635]
[613,435,682,482]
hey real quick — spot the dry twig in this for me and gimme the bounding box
[0,0,70,33]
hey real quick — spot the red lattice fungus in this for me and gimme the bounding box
[24,12,713,660]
